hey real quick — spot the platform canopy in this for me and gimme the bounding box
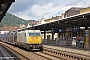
[29,12,90,31]
[0,0,15,22]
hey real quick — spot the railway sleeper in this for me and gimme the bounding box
[44,48,89,60]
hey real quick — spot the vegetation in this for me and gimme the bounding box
[0,12,29,27]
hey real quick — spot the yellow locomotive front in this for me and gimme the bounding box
[27,30,43,51]
[28,33,42,44]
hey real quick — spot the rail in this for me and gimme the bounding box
[0,42,30,60]
[43,47,90,60]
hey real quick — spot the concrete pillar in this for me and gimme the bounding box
[63,33,64,39]
[89,29,90,50]
[61,33,63,39]
[71,32,73,39]
[84,30,89,50]
[51,28,54,40]
[44,31,46,39]
[44,31,48,44]
[52,32,54,40]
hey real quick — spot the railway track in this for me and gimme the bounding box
[1,41,90,60]
[0,45,19,60]
[43,47,90,60]
[33,51,66,60]
[0,42,64,60]
[0,42,30,60]
[1,42,64,60]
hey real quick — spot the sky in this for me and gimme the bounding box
[8,0,90,21]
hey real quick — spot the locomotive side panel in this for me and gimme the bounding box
[17,31,26,43]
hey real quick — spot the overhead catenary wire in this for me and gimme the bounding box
[43,0,84,16]
[38,0,84,20]
[15,0,88,21]
[18,0,33,13]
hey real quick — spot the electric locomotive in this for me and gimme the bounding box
[16,29,43,51]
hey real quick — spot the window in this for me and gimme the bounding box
[29,32,40,36]
[35,33,40,36]
[29,33,34,36]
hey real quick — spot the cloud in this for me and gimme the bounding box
[9,0,34,13]
[76,0,90,7]
[31,3,72,19]
[31,3,54,16]
[8,0,90,21]
[12,12,36,20]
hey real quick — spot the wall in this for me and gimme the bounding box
[80,7,90,14]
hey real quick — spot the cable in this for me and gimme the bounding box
[44,0,83,16]
[18,0,33,13]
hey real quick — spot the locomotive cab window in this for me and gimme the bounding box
[35,32,40,36]
[29,33,34,36]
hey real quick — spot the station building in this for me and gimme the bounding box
[37,7,90,50]
[39,16,61,40]
[80,7,90,14]
[80,7,90,49]
[40,7,85,41]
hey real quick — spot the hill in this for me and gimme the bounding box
[0,12,29,27]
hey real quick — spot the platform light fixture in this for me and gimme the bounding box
[80,27,85,29]
[88,27,90,29]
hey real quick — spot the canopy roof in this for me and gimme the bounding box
[0,0,15,22]
[31,12,90,31]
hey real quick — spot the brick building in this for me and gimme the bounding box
[44,16,61,23]
[64,7,84,18]
[30,21,39,26]
[80,7,90,14]
[1,25,19,31]
[39,16,61,24]
[0,25,19,34]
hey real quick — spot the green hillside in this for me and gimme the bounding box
[0,12,29,27]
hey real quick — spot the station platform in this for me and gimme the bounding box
[42,39,88,51]
[43,44,90,57]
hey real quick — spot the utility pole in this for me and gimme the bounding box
[42,13,44,20]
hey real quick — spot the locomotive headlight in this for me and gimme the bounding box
[38,42,41,43]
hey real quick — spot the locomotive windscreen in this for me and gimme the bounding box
[35,33,40,36]
[29,32,40,36]
[29,33,34,36]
